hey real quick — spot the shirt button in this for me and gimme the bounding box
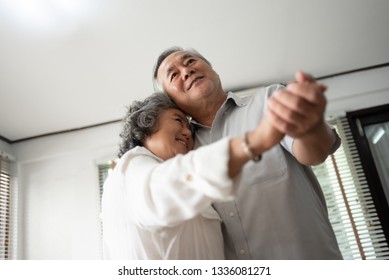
[240,249,246,255]
[229,212,234,217]
[186,174,193,181]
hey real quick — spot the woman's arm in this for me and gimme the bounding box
[123,115,284,229]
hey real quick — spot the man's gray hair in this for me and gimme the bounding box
[118,92,179,157]
[152,46,212,92]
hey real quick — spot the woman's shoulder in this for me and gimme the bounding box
[118,146,163,170]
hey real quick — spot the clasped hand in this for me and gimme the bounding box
[267,71,327,138]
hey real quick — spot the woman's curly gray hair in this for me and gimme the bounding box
[118,92,179,158]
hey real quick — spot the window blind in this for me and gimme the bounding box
[98,162,114,201]
[98,161,116,258]
[0,155,11,260]
[312,116,389,259]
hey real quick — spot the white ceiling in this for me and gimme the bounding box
[1,0,389,142]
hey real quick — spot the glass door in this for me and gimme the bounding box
[365,122,389,203]
[347,104,389,244]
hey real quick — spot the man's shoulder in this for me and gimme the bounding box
[229,83,285,98]
[227,84,284,108]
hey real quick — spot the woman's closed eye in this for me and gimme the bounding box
[175,118,183,126]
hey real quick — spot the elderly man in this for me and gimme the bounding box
[152,46,343,260]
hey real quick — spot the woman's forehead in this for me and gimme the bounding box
[165,108,189,120]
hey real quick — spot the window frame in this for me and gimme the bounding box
[347,104,389,245]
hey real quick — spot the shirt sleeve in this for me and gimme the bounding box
[280,126,341,156]
[122,137,234,230]
[265,84,341,156]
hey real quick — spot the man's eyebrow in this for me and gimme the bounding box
[180,53,195,60]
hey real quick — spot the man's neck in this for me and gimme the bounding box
[191,92,227,127]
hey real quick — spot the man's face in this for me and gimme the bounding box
[156,51,221,113]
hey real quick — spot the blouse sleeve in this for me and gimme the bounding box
[121,137,235,229]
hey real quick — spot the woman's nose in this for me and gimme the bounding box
[182,126,192,138]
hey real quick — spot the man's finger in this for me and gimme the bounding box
[295,71,315,84]
[286,83,327,103]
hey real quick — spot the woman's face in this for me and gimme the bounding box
[144,108,194,160]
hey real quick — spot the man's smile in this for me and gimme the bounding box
[187,76,204,91]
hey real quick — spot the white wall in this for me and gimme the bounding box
[238,66,389,118]
[12,122,121,259]
[322,66,389,118]
[7,66,389,260]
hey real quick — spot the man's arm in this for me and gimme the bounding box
[292,120,336,165]
[267,71,337,165]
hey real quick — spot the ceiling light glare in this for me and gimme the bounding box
[0,0,92,32]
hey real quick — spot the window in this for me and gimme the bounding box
[312,116,389,259]
[97,160,116,258]
[98,161,116,201]
[0,155,12,260]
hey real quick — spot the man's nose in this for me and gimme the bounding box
[182,67,194,80]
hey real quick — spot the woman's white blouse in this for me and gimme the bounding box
[101,138,236,259]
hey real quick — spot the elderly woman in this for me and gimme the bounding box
[101,92,283,260]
